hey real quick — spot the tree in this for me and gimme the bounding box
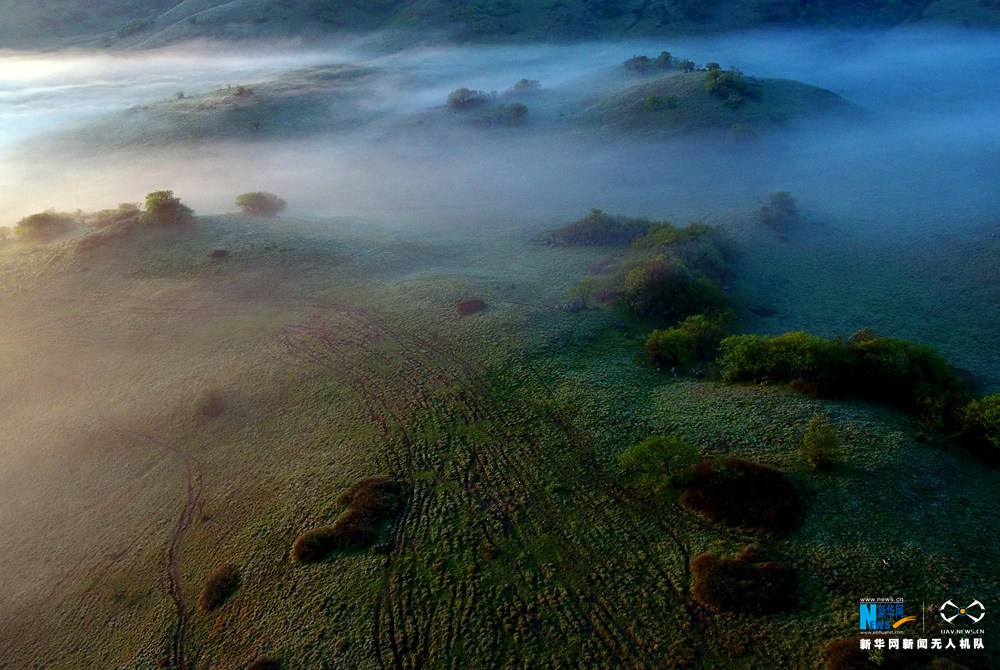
[802,413,842,470]
[143,190,194,225]
[619,435,699,504]
[235,191,287,217]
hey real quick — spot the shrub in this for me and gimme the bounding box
[760,191,797,230]
[143,190,194,226]
[682,457,804,533]
[618,435,699,503]
[676,311,732,358]
[677,59,696,72]
[91,203,140,228]
[509,78,540,95]
[456,298,487,316]
[704,68,752,102]
[623,261,727,320]
[691,552,795,614]
[291,478,403,563]
[236,192,287,217]
[199,563,240,612]
[548,209,651,246]
[447,87,491,109]
[719,330,972,441]
[479,103,528,127]
[959,394,1000,460]
[14,210,76,242]
[194,388,225,419]
[645,328,697,366]
[803,413,842,470]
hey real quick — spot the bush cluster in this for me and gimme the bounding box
[623,51,675,74]
[718,330,971,431]
[645,311,733,366]
[553,211,731,321]
[548,209,652,246]
[681,457,804,533]
[691,551,795,614]
[291,478,403,562]
[704,66,757,107]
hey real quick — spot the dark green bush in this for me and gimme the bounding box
[645,328,697,366]
[682,457,803,533]
[143,190,194,226]
[691,552,795,614]
[959,394,1000,460]
[676,311,733,358]
[14,210,76,242]
[199,563,240,612]
[623,261,727,320]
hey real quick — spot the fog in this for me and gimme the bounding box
[1,27,998,234]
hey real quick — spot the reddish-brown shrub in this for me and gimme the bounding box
[681,457,803,533]
[690,552,795,614]
[456,298,487,316]
[199,563,239,612]
[291,478,403,563]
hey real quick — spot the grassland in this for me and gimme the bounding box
[0,206,995,669]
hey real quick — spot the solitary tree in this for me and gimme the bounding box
[235,192,287,217]
[143,190,194,225]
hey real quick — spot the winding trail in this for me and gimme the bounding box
[2,357,202,670]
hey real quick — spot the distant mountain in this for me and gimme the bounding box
[1,0,997,49]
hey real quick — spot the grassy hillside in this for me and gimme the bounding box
[0,204,996,669]
[1,0,998,48]
[580,69,858,138]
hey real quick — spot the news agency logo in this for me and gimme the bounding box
[940,600,986,625]
[860,600,915,632]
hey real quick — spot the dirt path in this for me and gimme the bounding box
[2,358,202,670]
